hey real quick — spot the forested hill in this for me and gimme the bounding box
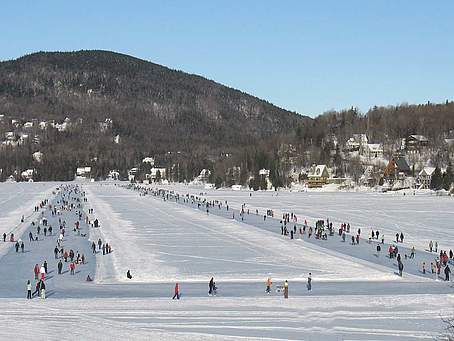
[0,50,307,146]
[0,50,311,180]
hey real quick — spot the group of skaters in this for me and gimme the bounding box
[91,238,112,255]
[125,184,454,289]
[18,184,98,299]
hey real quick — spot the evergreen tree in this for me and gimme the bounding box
[442,161,453,190]
[430,167,443,190]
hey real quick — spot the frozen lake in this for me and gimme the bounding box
[0,181,453,340]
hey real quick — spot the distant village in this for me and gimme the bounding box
[0,112,453,193]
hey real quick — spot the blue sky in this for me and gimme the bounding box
[1,1,453,117]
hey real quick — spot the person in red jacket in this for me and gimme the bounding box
[70,262,75,275]
[33,264,40,280]
[172,282,180,300]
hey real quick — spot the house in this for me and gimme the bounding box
[21,169,34,181]
[33,151,43,163]
[384,157,411,179]
[23,122,34,129]
[418,167,436,189]
[405,135,429,151]
[361,143,384,159]
[76,167,92,178]
[345,134,368,152]
[142,157,155,165]
[128,168,138,181]
[231,184,242,191]
[147,167,166,181]
[107,170,120,180]
[197,169,211,182]
[307,165,330,188]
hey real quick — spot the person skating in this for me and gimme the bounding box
[54,246,59,259]
[284,280,289,299]
[26,280,32,299]
[266,276,272,294]
[40,280,46,299]
[172,282,180,300]
[445,265,451,281]
[127,270,132,279]
[91,241,96,254]
[400,232,404,243]
[307,273,312,291]
[15,241,19,253]
[69,262,75,275]
[2,233,6,242]
[209,277,215,296]
[398,261,404,277]
[40,265,45,280]
[43,260,48,274]
[34,264,40,280]
[57,260,63,274]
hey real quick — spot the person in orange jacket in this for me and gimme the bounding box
[266,276,272,294]
[172,282,180,300]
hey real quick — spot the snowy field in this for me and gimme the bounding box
[0,181,453,340]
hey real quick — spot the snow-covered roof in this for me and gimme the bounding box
[409,135,428,142]
[419,167,436,176]
[309,165,329,178]
[365,143,383,152]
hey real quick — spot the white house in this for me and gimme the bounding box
[32,151,43,163]
[107,170,120,180]
[21,169,34,181]
[418,167,436,189]
[361,143,384,159]
[147,167,166,181]
[76,167,92,178]
[23,122,34,129]
[142,157,155,165]
[307,164,330,188]
[345,134,368,152]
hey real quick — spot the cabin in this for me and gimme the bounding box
[76,167,92,179]
[405,135,429,152]
[307,165,329,188]
[418,167,436,189]
[345,134,368,152]
[361,143,384,159]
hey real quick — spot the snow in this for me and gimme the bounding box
[0,181,453,340]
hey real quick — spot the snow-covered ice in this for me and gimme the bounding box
[0,181,453,340]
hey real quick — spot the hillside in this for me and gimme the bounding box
[0,50,309,180]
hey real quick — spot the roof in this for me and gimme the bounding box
[395,157,410,172]
[419,167,436,176]
[309,165,329,178]
[366,143,383,152]
[408,135,428,142]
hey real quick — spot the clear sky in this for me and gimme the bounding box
[1,1,453,117]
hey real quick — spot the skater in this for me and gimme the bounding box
[172,282,180,300]
[40,264,46,280]
[2,232,6,242]
[40,280,46,299]
[91,241,96,254]
[445,265,451,281]
[266,276,272,294]
[70,262,75,275]
[209,277,215,296]
[307,273,312,291]
[15,241,19,252]
[398,261,404,277]
[283,280,289,299]
[34,264,40,280]
[376,244,381,257]
[400,232,404,243]
[58,260,63,274]
[429,240,433,252]
[54,246,59,259]
[127,270,132,279]
[26,280,32,299]
[43,260,48,274]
